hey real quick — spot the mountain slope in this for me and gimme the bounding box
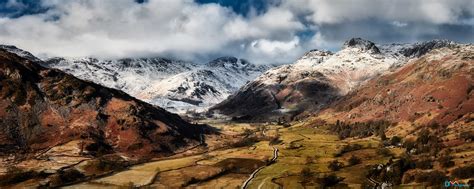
[320,44,474,126]
[0,49,206,159]
[42,56,270,114]
[210,38,459,121]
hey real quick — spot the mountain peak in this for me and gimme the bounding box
[207,56,252,68]
[208,56,239,65]
[0,44,42,62]
[400,39,457,57]
[303,49,333,57]
[342,38,380,54]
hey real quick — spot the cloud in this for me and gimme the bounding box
[281,0,474,24]
[0,0,307,63]
[0,0,472,64]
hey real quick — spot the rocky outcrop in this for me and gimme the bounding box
[343,38,380,54]
[400,39,457,57]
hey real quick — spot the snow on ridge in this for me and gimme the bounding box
[245,38,449,95]
[43,56,271,114]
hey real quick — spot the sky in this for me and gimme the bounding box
[0,0,472,64]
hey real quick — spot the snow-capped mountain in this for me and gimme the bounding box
[211,38,458,121]
[43,56,271,113]
[0,45,42,62]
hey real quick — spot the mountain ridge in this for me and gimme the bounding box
[210,38,464,121]
[40,55,271,114]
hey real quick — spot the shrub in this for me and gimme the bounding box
[328,160,344,171]
[317,174,344,188]
[415,158,433,169]
[329,120,393,140]
[416,129,430,144]
[242,128,253,137]
[451,164,474,179]
[0,166,36,186]
[348,155,361,166]
[305,156,314,165]
[438,154,455,168]
[58,169,84,184]
[269,136,282,145]
[380,131,387,141]
[390,136,402,146]
[231,136,259,148]
[300,167,313,183]
[335,144,363,157]
[403,139,416,152]
[459,131,474,141]
[377,148,393,157]
[414,171,447,186]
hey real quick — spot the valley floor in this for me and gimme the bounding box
[3,119,473,188]
[60,120,452,189]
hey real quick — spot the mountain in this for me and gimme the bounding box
[0,45,42,62]
[320,44,473,126]
[42,55,270,114]
[210,38,459,121]
[0,49,207,159]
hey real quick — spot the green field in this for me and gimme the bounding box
[61,121,394,188]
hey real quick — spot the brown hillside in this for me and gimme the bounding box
[0,49,208,159]
[319,45,473,126]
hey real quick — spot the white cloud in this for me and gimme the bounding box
[0,0,472,64]
[251,37,299,54]
[280,0,473,25]
[392,21,408,27]
[0,0,305,62]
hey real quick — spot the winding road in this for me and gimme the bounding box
[241,146,279,189]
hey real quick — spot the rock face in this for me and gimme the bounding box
[400,39,457,57]
[211,38,464,121]
[342,38,380,54]
[0,49,206,158]
[42,56,270,114]
[322,44,474,126]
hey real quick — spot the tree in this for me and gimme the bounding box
[348,155,361,166]
[390,136,402,146]
[328,160,344,171]
[318,174,344,188]
[300,167,313,183]
[380,131,387,141]
[452,165,474,179]
[438,154,455,168]
[242,128,253,137]
[377,148,393,157]
[414,171,447,186]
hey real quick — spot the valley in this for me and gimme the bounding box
[1,0,473,188]
[30,117,474,189]
[41,118,472,188]
[0,38,472,188]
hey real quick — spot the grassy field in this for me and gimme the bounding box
[243,123,391,189]
[64,120,472,189]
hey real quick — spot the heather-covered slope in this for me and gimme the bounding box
[320,45,474,126]
[0,49,207,159]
